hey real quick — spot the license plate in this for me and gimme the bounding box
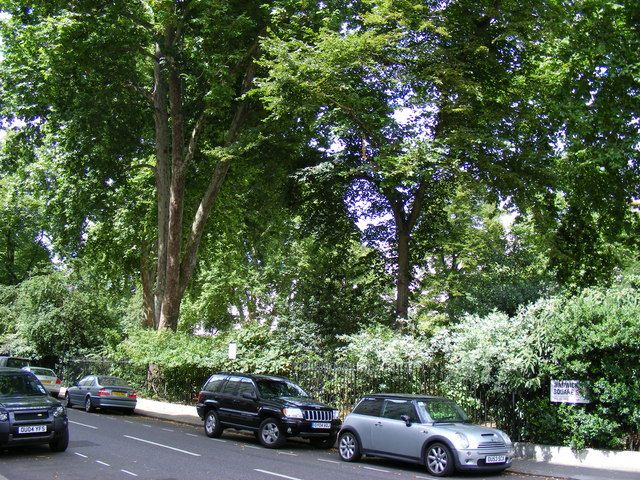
[112,391,126,397]
[485,455,506,464]
[311,422,331,429]
[18,425,47,434]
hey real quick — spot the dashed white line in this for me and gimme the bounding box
[69,420,98,430]
[186,433,198,437]
[143,424,152,428]
[121,470,138,477]
[74,452,88,458]
[124,420,134,424]
[162,428,174,432]
[245,444,261,449]
[123,435,201,457]
[210,438,227,443]
[317,458,339,464]
[96,460,111,467]
[363,466,390,473]
[254,469,304,480]
[277,451,298,456]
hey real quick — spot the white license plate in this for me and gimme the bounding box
[18,425,47,434]
[485,455,506,464]
[311,422,331,429]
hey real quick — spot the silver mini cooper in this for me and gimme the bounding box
[338,394,514,477]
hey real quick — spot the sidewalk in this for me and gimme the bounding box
[130,396,638,480]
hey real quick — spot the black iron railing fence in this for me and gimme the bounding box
[55,357,508,427]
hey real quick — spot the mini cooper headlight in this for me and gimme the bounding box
[454,431,469,449]
[52,405,66,418]
[0,409,8,422]
[282,407,304,419]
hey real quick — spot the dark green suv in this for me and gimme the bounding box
[0,368,69,452]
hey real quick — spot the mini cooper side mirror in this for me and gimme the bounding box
[400,414,412,427]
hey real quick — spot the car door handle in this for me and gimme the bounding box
[374,422,383,427]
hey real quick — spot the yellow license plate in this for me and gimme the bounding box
[41,380,51,384]
[112,391,126,397]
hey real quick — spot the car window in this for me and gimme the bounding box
[6,358,29,368]
[28,367,56,376]
[220,376,242,395]
[237,378,256,396]
[352,398,384,417]
[255,378,308,399]
[81,376,96,387]
[417,400,468,423]
[98,376,129,387]
[0,373,47,396]
[204,374,226,393]
[381,399,417,421]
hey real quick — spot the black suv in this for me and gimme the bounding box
[196,373,341,448]
[0,368,69,452]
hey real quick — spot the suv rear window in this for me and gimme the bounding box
[352,398,384,416]
[204,374,226,392]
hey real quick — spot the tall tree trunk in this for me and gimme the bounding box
[153,35,171,328]
[396,226,411,319]
[158,56,186,331]
[140,241,155,329]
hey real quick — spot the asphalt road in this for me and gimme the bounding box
[0,408,559,480]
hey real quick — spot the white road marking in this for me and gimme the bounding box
[162,428,174,432]
[124,420,134,424]
[74,452,88,458]
[69,420,98,430]
[254,469,304,480]
[277,451,298,456]
[363,466,390,473]
[317,458,339,464]
[245,444,261,449]
[143,424,152,428]
[96,461,111,467]
[211,438,227,443]
[186,433,198,437]
[123,435,201,457]
[121,470,138,477]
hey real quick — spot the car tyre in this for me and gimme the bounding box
[309,435,337,449]
[65,392,73,408]
[49,426,69,452]
[204,410,223,438]
[425,442,455,477]
[338,431,361,462]
[258,418,285,448]
[84,396,95,413]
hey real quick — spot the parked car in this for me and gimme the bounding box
[338,394,514,477]
[65,375,137,414]
[196,373,341,448]
[0,367,69,452]
[22,367,62,397]
[0,356,30,368]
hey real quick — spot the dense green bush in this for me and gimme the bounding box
[437,276,640,450]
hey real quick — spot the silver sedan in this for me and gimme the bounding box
[65,374,137,414]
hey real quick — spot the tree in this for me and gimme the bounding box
[257,0,553,321]
[0,0,277,330]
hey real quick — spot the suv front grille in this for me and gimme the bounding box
[478,441,506,449]
[14,411,50,422]
[303,409,332,422]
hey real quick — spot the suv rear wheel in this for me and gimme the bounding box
[204,410,222,438]
[258,418,285,448]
